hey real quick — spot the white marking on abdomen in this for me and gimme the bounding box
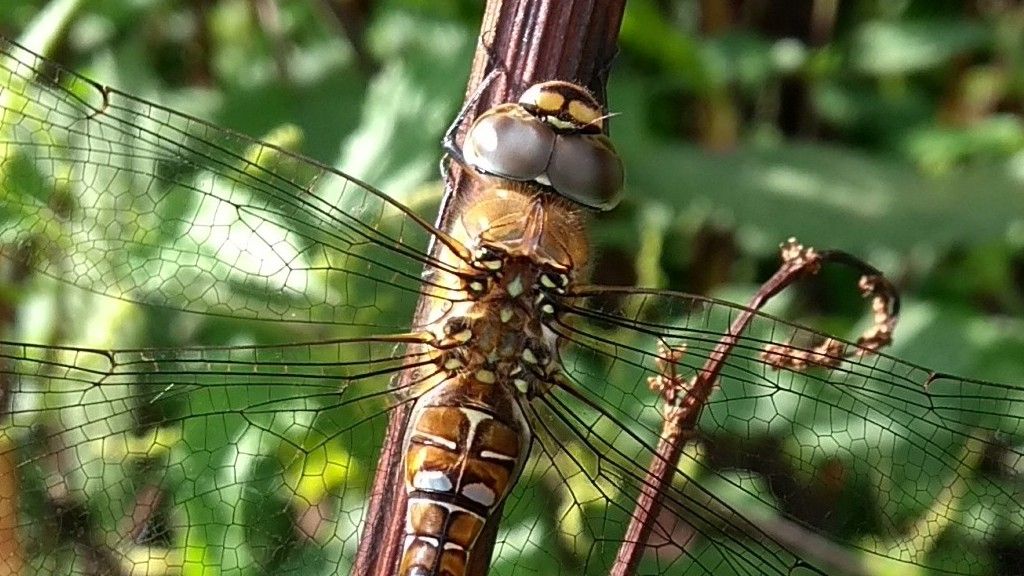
[479,450,517,462]
[414,432,458,451]
[458,407,492,431]
[412,470,454,493]
[413,535,439,548]
[461,483,497,507]
[407,497,482,519]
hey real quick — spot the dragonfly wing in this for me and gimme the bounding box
[0,337,445,574]
[0,34,484,576]
[487,288,1024,575]
[0,37,456,330]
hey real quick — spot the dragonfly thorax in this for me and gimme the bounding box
[449,181,590,275]
[440,247,567,397]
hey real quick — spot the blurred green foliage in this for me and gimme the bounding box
[1,1,1023,575]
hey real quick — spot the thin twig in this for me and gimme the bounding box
[610,238,900,575]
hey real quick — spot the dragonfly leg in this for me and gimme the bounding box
[441,26,513,174]
[440,67,502,169]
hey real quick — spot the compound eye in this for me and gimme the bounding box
[464,106,556,181]
[546,133,624,211]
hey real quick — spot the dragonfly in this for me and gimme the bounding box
[0,23,1022,576]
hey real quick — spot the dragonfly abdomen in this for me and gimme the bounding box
[400,376,530,576]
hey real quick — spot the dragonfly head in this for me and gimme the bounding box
[462,81,624,211]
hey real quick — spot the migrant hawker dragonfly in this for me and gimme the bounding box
[0,14,1022,576]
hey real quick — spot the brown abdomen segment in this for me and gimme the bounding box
[399,381,529,576]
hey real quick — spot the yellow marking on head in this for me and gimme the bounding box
[535,90,566,115]
[568,99,601,128]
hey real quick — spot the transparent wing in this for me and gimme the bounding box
[0,35,463,576]
[487,289,1023,576]
[0,337,444,575]
[7,290,1018,575]
[0,36,460,330]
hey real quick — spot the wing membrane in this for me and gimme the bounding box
[0,37,458,328]
[1,337,440,575]
[490,288,1023,575]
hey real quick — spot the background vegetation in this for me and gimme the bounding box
[1,0,1022,575]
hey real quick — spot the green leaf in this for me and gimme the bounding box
[853,20,990,76]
